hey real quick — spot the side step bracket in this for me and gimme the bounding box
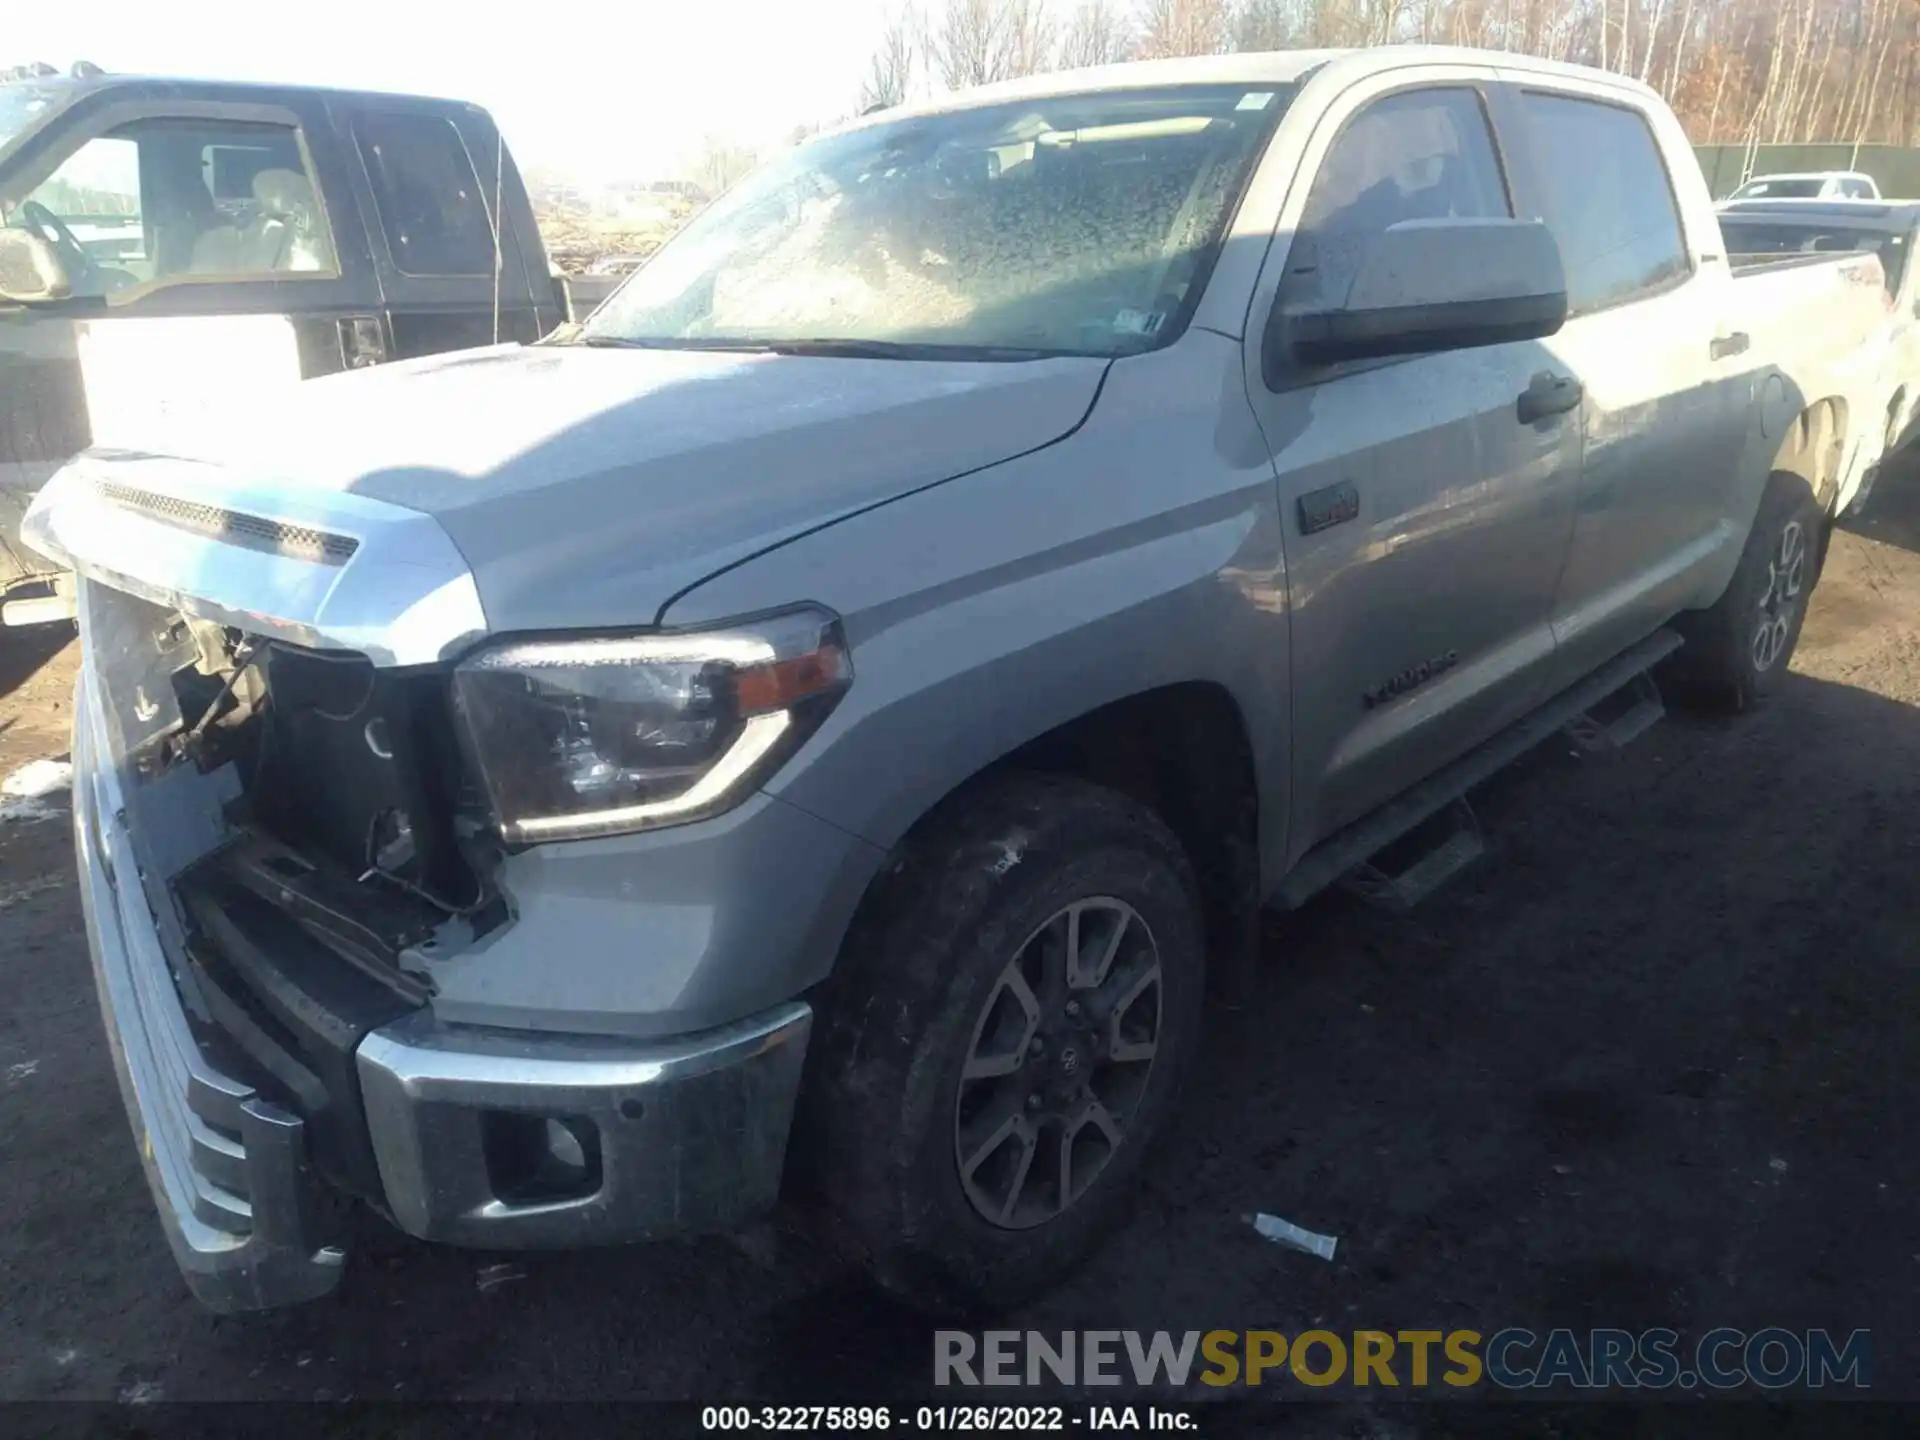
[1277,627,1684,911]
[1562,669,1665,753]
[1338,798,1484,913]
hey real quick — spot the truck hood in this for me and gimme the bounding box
[30,342,1107,648]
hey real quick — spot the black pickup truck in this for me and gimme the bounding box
[0,64,612,620]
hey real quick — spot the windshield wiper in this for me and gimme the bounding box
[570,334,1060,361]
[760,338,1053,362]
[571,334,714,349]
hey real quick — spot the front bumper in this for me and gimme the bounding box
[357,1004,811,1247]
[73,669,814,1310]
[74,683,346,1311]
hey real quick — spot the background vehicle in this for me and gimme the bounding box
[1726,170,1882,201]
[1720,197,1920,466]
[21,46,1893,1318]
[0,67,597,623]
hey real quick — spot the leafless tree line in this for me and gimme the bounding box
[860,0,1920,145]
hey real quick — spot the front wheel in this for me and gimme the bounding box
[797,774,1206,1316]
[1670,470,1823,712]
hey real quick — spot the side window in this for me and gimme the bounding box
[1282,87,1511,311]
[353,114,495,276]
[10,117,336,298]
[1515,93,1688,314]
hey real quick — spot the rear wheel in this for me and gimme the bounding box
[1670,470,1822,712]
[797,774,1205,1316]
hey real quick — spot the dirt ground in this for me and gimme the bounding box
[5,469,1920,1420]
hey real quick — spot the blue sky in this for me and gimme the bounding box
[10,0,894,182]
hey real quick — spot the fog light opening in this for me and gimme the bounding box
[480,1111,604,1205]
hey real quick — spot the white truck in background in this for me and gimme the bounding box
[1720,197,1920,474]
[1726,171,1881,202]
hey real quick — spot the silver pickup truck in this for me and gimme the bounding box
[21,47,1893,1316]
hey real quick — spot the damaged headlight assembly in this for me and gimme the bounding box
[452,607,852,845]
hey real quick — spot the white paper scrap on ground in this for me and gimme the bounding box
[1249,1211,1339,1261]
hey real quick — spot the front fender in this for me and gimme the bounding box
[662,335,1293,880]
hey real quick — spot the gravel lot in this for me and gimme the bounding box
[5,468,1920,1416]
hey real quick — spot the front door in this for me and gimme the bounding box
[0,93,383,593]
[1240,71,1584,852]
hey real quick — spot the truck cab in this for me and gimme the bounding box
[0,66,566,616]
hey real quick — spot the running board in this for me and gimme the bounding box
[1276,628,1684,910]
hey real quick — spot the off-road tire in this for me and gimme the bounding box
[1670,470,1823,713]
[794,773,1206,1317]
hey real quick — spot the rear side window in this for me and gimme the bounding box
[354,113,495,276]
[1517,93,1688,314]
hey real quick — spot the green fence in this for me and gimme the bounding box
[1693,143,1920,200]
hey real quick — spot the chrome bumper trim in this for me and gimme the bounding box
[356,1003,812,1247]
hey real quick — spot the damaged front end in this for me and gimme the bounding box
[104,586,509,981]
[67,571,509,1308]
[35,456,819,1310]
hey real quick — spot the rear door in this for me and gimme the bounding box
[1492,80,1751,683]
[341,104,549,358]
[0,89,382,589]
[1239,65,1583,849]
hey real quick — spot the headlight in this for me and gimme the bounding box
[453,607,851,844]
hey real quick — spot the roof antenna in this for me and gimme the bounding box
[491,124,505,347]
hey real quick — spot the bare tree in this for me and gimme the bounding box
[840,0,1920,150]
[1004,0,1058,76]
[1058,0,1136,67]
[1640,0,1668,78]
[932,0,1055,88]
[695,137,760,197]
[1136,0,1234,58]
[861,8,919,112]
[1232,0,1299,50]
[932,0,1001,87]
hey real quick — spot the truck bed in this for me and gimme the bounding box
[1728,250,1873,277]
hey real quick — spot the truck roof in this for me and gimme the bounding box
[0,67,489,117]
[835,44,1662,132]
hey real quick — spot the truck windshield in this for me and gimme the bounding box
[580,84,1293,360]
[1721,219,1908,296]
[0,84,69,158]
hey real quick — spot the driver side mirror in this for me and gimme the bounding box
[1269,217,1568,372]
[0,227,72,303]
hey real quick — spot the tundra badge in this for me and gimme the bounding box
[1363,651,1460,710]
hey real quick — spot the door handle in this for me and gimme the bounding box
[339,315,388,370]
[1517,371,1582,424]
[1711,331,1750,361]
